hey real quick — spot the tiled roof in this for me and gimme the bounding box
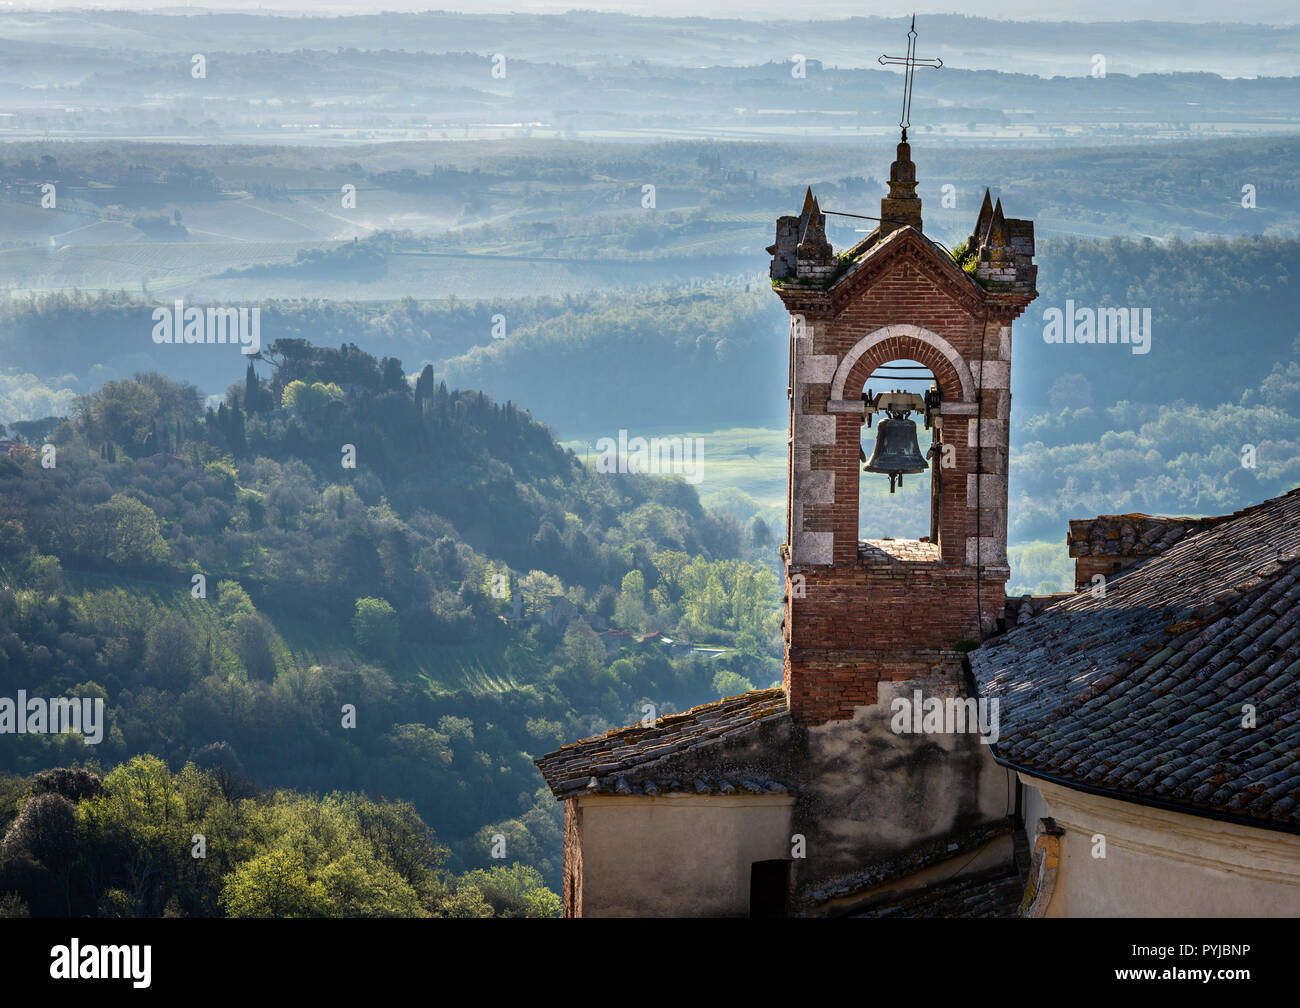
[849,866,1026,919]
[798,818,1016,914]
[535,688,792,799]
[972,486,1300,831]
[841,222,959,276]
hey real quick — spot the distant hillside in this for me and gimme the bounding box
[3,10,1300,81]
[441,235,1300,427]
[0,340,782,900]
[5,235,1298,545]
[4,136,1299,307]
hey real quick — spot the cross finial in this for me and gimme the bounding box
[879,14,942,142]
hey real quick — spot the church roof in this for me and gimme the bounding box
[836,219,957,284]
[972,486,1300,832]
[534,687,793,799]
[849,865,1026,919]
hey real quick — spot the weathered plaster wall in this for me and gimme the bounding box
[1022,776,1300,917]
[575,794,795,917]
[791,678,1013,909]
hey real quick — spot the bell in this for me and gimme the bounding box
[863,416,927,493]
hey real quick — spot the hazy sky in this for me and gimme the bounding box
[6,1,1297,25]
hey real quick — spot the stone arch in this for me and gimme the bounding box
[830,324,975,405]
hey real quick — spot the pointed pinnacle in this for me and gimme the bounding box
[989,199,1008,245]
[802,187,816,214]
[975,189,994,243]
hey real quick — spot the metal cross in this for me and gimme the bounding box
[878,14,942,142]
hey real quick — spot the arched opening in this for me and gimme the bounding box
[830,324,971,568]
[859,358,941,554]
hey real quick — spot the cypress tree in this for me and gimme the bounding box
[245,361,260,412]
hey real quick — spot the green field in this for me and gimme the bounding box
[562,424,787,532]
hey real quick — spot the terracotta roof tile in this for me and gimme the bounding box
[534,688,792,798]
[973,486,1300,831]
[850,867,1026,918]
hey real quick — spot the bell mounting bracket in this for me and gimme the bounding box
[862,386,942,429]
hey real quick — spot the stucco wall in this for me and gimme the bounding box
[792,677,1014,906]
[1021,775,1300,917]
[1021,779,1051,846]
[574,793,795,917]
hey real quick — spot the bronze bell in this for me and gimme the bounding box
[863,416,927,493]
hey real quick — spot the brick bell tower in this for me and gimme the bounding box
[768,148,1038,727]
